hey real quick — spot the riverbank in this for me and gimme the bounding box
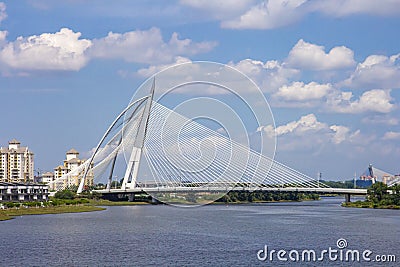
[0,198,154,221]
[0,205,106,221]
[342,200,400,209]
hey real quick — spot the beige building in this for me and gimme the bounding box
[0,139,34,183]
[382,174,395,185]
[53,149,93,190]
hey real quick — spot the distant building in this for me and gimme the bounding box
[382,174,395,185]
[35,172,54,184]
[0,182,48,202]
[53,149,93,190]
[0,139,34,183]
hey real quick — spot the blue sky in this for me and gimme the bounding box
[0,0,399,180]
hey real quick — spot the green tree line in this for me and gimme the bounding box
[216,191,319,203]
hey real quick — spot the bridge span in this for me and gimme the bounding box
[52,74,369,205]
[94,187,367,203]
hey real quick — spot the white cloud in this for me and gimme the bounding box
[327,89,395,114]
[330,125,350,144]
[274,81,333,101]
[382,131,400,140]
[90,27,216,64]
[260,114,327,137]
[0,28,92,71]
[342,54,400,89]
[136,56,192,77]
[221,0,307,29]
[258,114,360,151]
[286,39,355,70]
[228,59,299,92]
[182,0,400,30]
[0,2,6,25]
[0,26,216,73]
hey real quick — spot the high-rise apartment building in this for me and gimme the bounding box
[53,149,93,190]
[0,139,34,183]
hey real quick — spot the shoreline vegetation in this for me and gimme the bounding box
[0,198,151,221]
[215,191,320,203]
[3,182,399,221]
[342,182,400,210]
[0,190,321,221]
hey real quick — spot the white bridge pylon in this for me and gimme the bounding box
[52,80,329,194]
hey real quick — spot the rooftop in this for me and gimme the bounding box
[8,139,21,144]
[66,148,79,154]
[66,158,81,164]
[54,165,69,170]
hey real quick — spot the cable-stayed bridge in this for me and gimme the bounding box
[50,80,367,204]
[360,164,399,187]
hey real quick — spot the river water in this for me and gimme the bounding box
[1,197,399,266]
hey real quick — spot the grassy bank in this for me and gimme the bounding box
[0,205,105,221]
[0,195,152,221]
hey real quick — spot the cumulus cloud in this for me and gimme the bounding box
[136,56,192,77]
[90,27,216,64]
[0,26,216,72]
[182,0,400,30]
[258,113,360,151]
[259,114,327,137]
[327,89,395,114]
[286,39,355,70]
[329,125,351,144]
[227,46,396,114]
[342,54,400,89]
[274,81,333,101]
[382,131,400,140]
[221,0,307,29]
[0,28,92,71]
[228,56,396,114]
[228,59,299,92]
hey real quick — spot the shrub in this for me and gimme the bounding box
[54,189,76,200]
[4,202,15,208]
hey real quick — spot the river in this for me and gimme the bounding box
[0,197,399,266]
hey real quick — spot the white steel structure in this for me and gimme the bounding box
[53,79,332,195]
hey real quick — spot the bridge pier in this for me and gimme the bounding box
[344,194,351,203]
[128,193,135,202]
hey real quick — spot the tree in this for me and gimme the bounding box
[54,189,76,200]
[367,182,388,203]
[389,184,400,205]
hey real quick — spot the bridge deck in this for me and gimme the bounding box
[95,187,367,195]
